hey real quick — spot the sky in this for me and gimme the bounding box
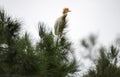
[0,0,120,76]
[0,0,120,45]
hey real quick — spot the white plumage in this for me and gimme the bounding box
[54,8,71,37]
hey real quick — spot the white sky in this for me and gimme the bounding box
[0,0,120,76]
[0,0,120,45]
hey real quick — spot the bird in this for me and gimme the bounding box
[54,8,71,38]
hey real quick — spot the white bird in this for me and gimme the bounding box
[54,8,71,37]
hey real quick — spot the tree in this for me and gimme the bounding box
[0,9,21,75]
[0,9,78,77]
[82,45,120,77]
[35,22,78,77]
[80,34,98,62]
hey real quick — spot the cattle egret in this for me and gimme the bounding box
[54,8,71,37]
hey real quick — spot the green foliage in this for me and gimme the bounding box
[1,7,120,77]
[36,23,78,77]
[0,9,21,75]
[0,9,78,77]
[81,34,98,62]
[83,46,120,77]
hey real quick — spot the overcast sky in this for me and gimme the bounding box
[0,0,120,45]
[0,0,120,76]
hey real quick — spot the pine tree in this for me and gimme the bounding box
[0,9,78,77]
[35,22,78,77]
[0,9,21,76]
[82,45,120,77]
[81,34,98,62]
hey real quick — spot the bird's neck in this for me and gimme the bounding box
[62,13,67,21]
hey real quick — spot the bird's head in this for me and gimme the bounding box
[63,8,71,14]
